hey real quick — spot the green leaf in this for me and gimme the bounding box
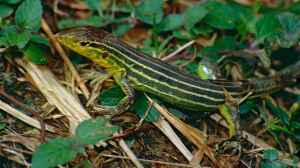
[183,5,208,30]
[157,14,184,32]
[0,4,13,18]
[276,12,300,48]
[135,0,163,25]
[263,149,279,161]
[15,0,43,31]
[266,99,289,126]
[99,86,125,106]
[0,123,6,131]
[0,0,22,4]
[130,93,160,122]
[85,0,101,11]
[200,36,236,61]
[75,117,119,145]
[204,1,238,29]
[58,16,109,29]
[23,43,48,64]
[30,34,50,46]
[0,25,31,48]
[112,23,134,37]
[255,14,281,43]
[31,138,83,168]
[260,160,287,168]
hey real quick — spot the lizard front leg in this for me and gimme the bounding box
[102,67,135,115]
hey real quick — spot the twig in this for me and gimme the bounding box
[41,18,90,99]
[118,139,144,168]
[146,96,221,168]
[0,99,55,132]
[153,116,194,162]
[162,40,195,62]
[0,86,46,141]
[100,154,194,167]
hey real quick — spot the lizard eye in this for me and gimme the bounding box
[79,41,89,46]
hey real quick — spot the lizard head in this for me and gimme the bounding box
[56,26,113,68]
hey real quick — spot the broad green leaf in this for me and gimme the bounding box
[0,25,31,48]
[112,23,134,37]
[255,14,281,43]
[130,93,160,122]
[135,0,163,25]
[263,149,279,161]
[183,5,208,30]
[200,36,237,62]
[23,43,48,64]
[75,117,119,145]
[204,1,238,29]
[99,86,125,106]
[266,99,289,126]
[157,14,184,32]
[0,123,6,131]
[0,0,22,4]
[85,0,101,11]
[31,138,83,168]
[239,100,257,115]
[0,4,13,18]
[276,12,300,48]
[260,160,287,168]
[58,16,109,29]
[30,34,50,46]
[15,0,43,31]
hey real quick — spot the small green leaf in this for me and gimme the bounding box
[112,23,134,37]
[0,4,13,18]
[135,0,163,25]
[157,14,184,32]
[0,0,22,4]
[263,149,279,161]
[75,117,119,145]
[183,5,208,30]
[23,43,48,64]
[99,86,125,106]
[85,0,101,11]
[30,34,50,46]
[130,93,160,122]
[255,14,281,43]
[266,99,289,126]
[276,12,300,48]
[0,123,6,131]
[15,0,43,31]
[204,1,238,29]
[0,25,31,48]
[58,16,109,29]
[31,138,83,168]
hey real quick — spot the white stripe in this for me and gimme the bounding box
[128,76,219,109]
[97,42,241,96]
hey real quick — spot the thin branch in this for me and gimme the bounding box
[162,40,195,62]
[41,18,90,99]
[100,154,194,168]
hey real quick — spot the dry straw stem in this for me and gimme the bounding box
[0,99,55,132]
[16,58,143,167]
[146,96,221,168]
[153,116,194,161]
[41,18,90,99]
